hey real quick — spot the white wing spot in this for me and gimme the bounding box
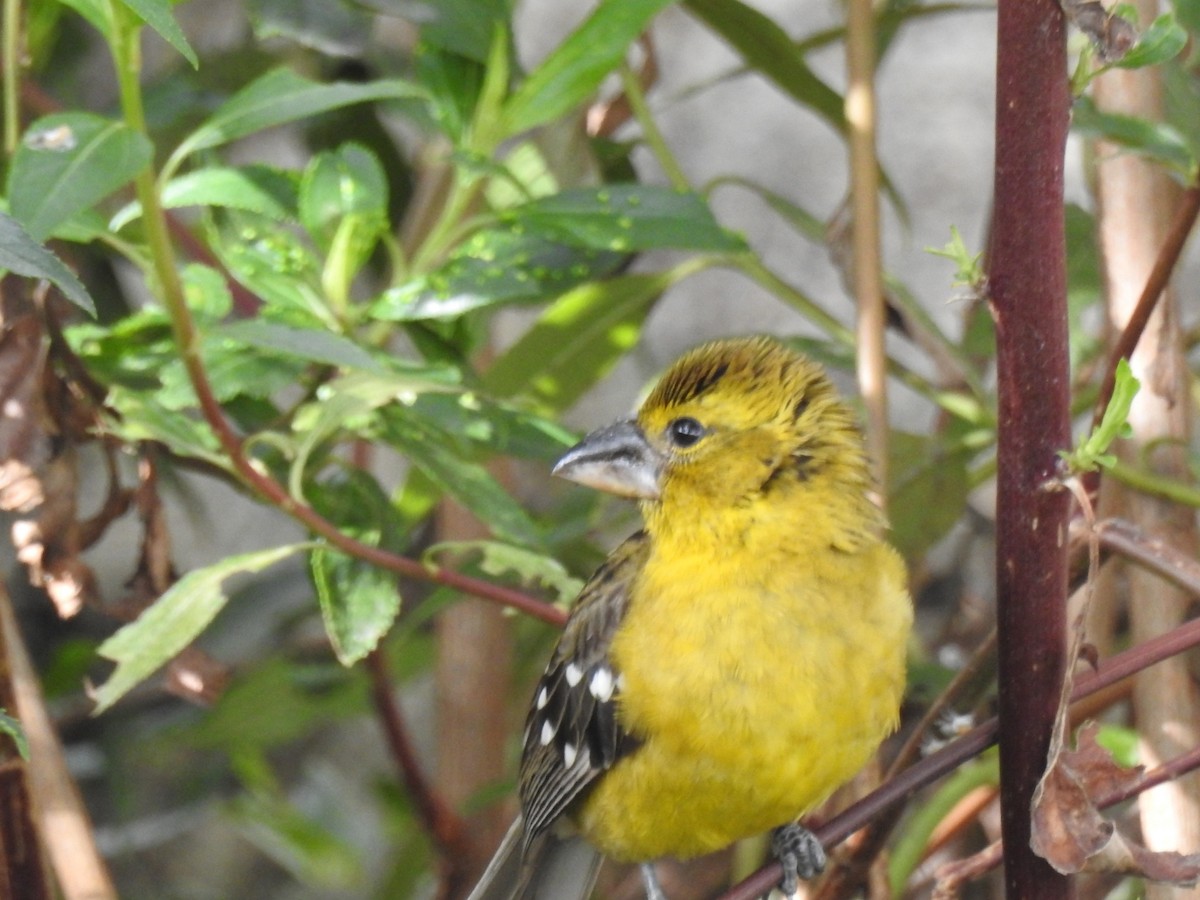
[589,667,615,702]
[540,719,556,746]
[536,687,549,709]
[565,662,583,686]
[563,742,577,768]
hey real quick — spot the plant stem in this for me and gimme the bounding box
[991,0,1074,895]
[845,0,889,494]
[620,62,689,191]
[2,0,21,158]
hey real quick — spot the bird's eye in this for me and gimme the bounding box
[666,417,705,448]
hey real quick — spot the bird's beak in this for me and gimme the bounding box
[552,419,664,500]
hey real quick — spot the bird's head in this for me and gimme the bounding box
[553,338,881,542]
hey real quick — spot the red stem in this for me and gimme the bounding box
[990,1,1074,896]
[365,649,469,864]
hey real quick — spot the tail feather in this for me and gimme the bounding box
[466,815,601,900]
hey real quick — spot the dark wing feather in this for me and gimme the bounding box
[518,531,648,846]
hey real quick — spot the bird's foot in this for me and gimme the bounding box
[640,862,668,900]
[771,823,826,899]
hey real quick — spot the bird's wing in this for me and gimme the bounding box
[518,531,649,844]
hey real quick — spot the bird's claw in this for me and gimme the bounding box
[771,823,826,898]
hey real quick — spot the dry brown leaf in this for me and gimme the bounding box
[1061,0,1138,63]
[1031,722,1200,884]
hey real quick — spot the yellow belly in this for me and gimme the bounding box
[578,541,910,862]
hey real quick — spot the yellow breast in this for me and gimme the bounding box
[578,537,910,862]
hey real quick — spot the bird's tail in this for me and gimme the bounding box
[466,814,602,900]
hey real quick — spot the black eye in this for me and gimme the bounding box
[667,417,705,448]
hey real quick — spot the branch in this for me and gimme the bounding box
[990,0,1073,895]
[1091,183,1200,428]
[365,650,469,868]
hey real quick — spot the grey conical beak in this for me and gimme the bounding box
[552,419,663,500]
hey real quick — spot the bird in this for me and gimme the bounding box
[468,336,911,900]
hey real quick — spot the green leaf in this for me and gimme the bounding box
[380,409,545,548]
[298,143,388,248]
[683,0,845,134]
[231,790,362,889]
[424,540,584,603]
[1061,359,1140,473]
[0,709,28,759]
[1114,13,1188,69]
[0,211,96,315]
[888,431,973,559]
[708,176,825,243]
[168,69,425,172]
[55,0,107,34]
[112,165,298,230]
[390,0,510,61]
[311,547,401,665]
[506,185,746,253]
[103,386,226,466]
[210,211,332,328]
[217,320,385,373]
[93,544,307,712]
[247,0,371,56]
[119,0,198,67]
[1072,96,1197,177]
[8,112,153,241]
[483,266,698,409]
[182,263,234,318]
[186,657,365,753]
[370,231,624,321]
[501,0,675,135]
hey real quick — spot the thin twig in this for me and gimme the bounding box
[1091,183,1200,428]
[365,649,468,864]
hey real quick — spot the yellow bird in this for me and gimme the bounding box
[469,336,911,900]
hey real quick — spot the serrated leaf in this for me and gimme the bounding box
[169,69,425,171]
[112,165,297,230]
[424,540,584,603]
[0,211,96,315]
[683,0,845,134]
[103,386,226,466]
[483,267,695,409]
[119,0,198,67]
[311,547,401,665]
[370,231,624,321]
[506,185,746,253]
[1072,96,1197,177]
[8,112,153,241]
[93,544,306,712]
[501,0,674,135]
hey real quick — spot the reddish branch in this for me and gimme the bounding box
[1092,183,1200,426]
[990,1,1073,896]
[365,650,469,869]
